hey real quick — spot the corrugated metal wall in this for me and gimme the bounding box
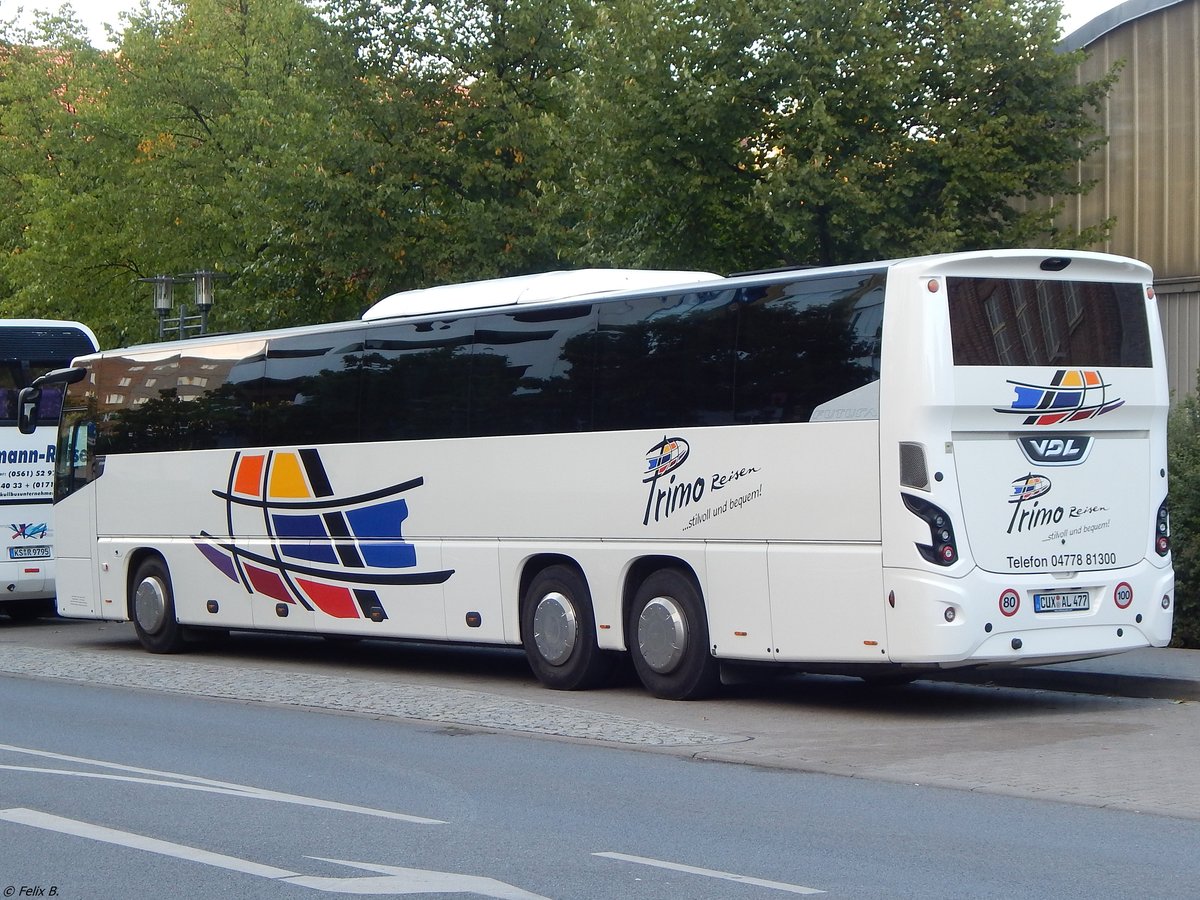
[1059,0,1200,399]
[1158,283,1200,400]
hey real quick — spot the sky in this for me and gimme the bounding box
[6,1,1132,48]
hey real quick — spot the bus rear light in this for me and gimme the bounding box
[1155,498,1170,556]
[1163,595,1172,610]
[902,493,959,567]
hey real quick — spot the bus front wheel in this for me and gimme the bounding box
[629,569,719,700]
[521,564,612,691]
[131,557,186,653]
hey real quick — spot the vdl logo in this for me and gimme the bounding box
[1018,434,1094,467]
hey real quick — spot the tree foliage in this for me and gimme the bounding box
[1168,396,1200,647]
[0,0,1113,345]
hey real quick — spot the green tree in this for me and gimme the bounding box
[548,0,769,273]
[333,0,591,281]
[0,12,118,328]
[1,0,433,344]
[559,0,1113,271]
[1,0,1119,343]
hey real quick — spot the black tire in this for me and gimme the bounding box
[3,598,54,621]
[521,564,613,691]
[628,568,719,700]
[130,557,186,653]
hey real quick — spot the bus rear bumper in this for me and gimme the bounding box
[0,558,52,601]
[883,561,1174,666]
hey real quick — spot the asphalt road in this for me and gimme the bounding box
[2,616,1199,822]
[4,674,1200,899]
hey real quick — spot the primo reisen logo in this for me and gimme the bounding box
[643,437,704,526]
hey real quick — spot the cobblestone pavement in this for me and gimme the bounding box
[0,643,736,748]
[3,620,1199,820]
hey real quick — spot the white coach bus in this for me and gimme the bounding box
[2,319,98,619]
[30,251,1173,698]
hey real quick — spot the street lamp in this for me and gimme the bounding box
[140,270,228,340]
[190,269,221,336]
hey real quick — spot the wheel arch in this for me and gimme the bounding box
[517,552,585,640]
[124,547,168,620]
[621,555,704,644]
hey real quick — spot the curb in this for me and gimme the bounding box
[933,667,1200,702]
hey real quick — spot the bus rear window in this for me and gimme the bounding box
[947,278,1152,367]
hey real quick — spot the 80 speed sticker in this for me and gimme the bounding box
[999,589,1020,617]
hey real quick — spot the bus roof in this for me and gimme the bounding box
[0,319,98,361]
[361,268,724,320]
[71,251,1154,362]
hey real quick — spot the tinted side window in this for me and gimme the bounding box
[469,305,597,436]
[734,273,885,423]
[94,341,268,454]
[594,291,738,431]
[54,399,96,502]
[261,330,365,446]
[360,319,473,441]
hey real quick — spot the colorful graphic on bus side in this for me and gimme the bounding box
[194,448,452,620]
[996,369,1124,426]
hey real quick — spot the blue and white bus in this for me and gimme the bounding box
[2,319,98,619]
[35,252,1173,697]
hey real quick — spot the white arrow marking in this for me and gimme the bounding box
[0,808,548,899]
[594,851,824,895]
[0,743,442,824]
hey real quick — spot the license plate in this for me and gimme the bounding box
[9,546,50,559]
[1033,591,1090,613]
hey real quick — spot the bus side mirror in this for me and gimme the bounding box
[17,386,40,435]
[17,366,86,435]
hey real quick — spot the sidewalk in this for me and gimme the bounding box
[933,646,1200,701]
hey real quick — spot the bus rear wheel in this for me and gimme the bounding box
[629,568,719,700]
[131,557,186,653]
[521,564,612,691]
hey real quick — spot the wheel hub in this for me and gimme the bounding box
[134,576,167,634]
[637,596,688,674]
[532,591,578,666]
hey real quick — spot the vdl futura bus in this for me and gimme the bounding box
[2,319,98,619]
[25,251,1174,699]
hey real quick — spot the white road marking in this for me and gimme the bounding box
[0,808,548,899]
[594,851,825,895]
[0,742,442,824]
